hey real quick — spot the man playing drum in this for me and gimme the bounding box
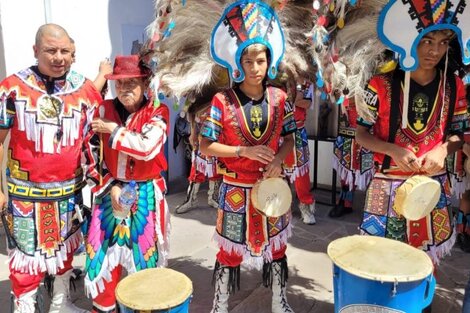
[356,9,469,312]
[200,1,296,312]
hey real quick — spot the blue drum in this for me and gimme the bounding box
[116,268,193,313]
[328,235,435,313]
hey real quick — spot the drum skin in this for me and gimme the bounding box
[393,175,440,221]
[251,177,292,217]
[328,236,435,313]
[116,268,193,313]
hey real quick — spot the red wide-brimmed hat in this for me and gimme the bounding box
[105,55,150,80]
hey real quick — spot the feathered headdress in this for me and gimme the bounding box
[210,0,285,82]
[307,0,470,123]
[378,0,470,71]
[144,0,315,105]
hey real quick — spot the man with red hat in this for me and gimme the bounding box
[83,54,170,313]
[0,24,101,313]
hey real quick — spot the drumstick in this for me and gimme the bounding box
[99,106,105,186]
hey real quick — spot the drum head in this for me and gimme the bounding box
[394,175,440,221]
[251,177,292,217]
[116,268,193,310]
[327,235,433,282]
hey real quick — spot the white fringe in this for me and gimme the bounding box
[8,231,82,276]
[153,181,171,268]
[84,244,137,299]
[16,103,83,154]
[192,149,218,178]
[354,168,375,191]
[427,228,456,266]
[332,157,355,190]
[332,156,374,191]
[212,222,293,270]
[85,182,169,298]
[286,163,309,184]
[449,174,470,199]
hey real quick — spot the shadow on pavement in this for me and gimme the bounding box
[169,256,333,313]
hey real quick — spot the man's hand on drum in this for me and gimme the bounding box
[110,184,124,215]
[389,145,421,172]
[240,145,275,164]
[417,144,446,175]
[91,117,118,134]
[263,156,283,178]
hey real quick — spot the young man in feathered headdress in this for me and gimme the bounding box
[355,2,470,311]
[199,1,297,312]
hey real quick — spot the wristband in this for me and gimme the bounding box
[235,145,241,158]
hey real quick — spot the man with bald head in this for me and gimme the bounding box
[0,23,101,312]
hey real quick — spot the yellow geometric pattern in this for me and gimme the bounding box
[7,149,28,180]
[432,208,451,244]
[8,181,84,199]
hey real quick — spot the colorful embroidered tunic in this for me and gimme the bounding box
[333,97,374,190]
[0,67,101,274]
[284,82,313,182]
[192,106,219,179]
[83,98,170,298]
[358,70,469,263]
[201,86,296,268]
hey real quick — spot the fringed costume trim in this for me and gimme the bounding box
[9,230,82,276]
[212,222,292,270]
[262,256,288,288]
[84,244,137,299]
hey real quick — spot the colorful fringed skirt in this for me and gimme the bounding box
[84,179,170,298]
[360,173,455,264]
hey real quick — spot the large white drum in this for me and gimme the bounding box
[251,177,292,217]
[393,175,440,221]
[328,235,435,313]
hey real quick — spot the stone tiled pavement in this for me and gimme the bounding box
[0,183,468,312]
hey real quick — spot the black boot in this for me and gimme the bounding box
[328,200,352,218]
[458,233,470,253]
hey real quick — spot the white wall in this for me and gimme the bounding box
[308,140,340,188]
[0,0,45,75]
[0,0,154,80]
[0,0,186,185]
